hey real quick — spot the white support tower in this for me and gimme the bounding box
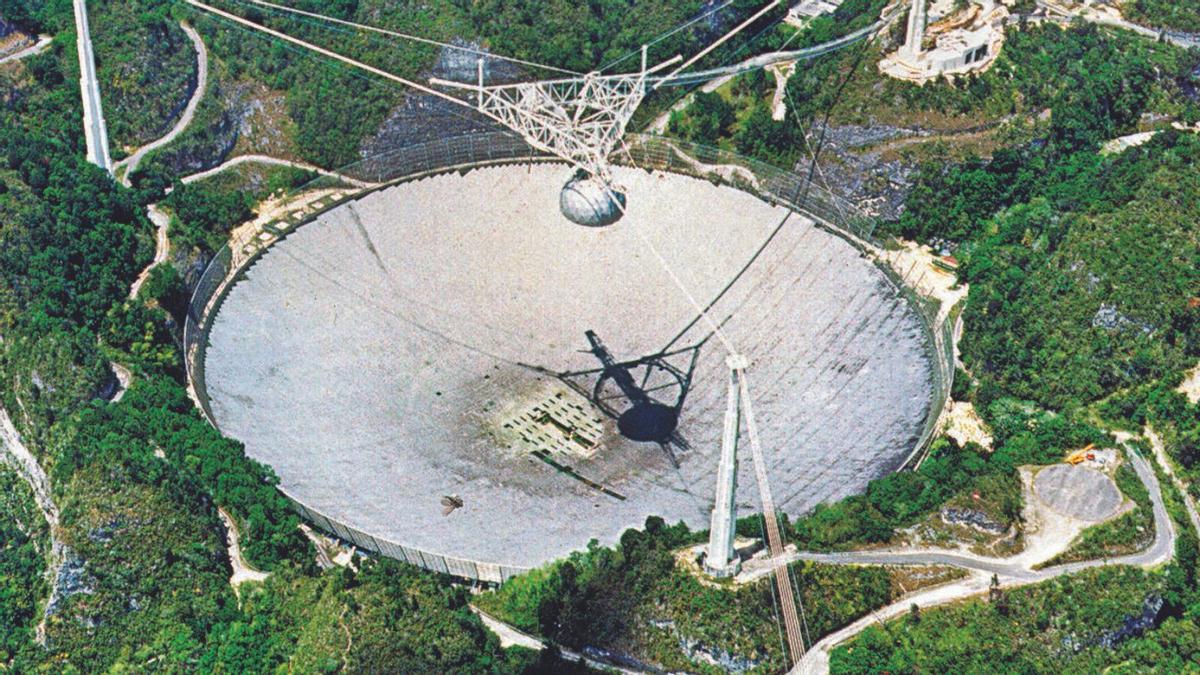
[705,355,747,577]
[903,0,928,60]
[704,354,807,664]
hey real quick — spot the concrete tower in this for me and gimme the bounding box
[903,0,928,60]
[705,354,748,577]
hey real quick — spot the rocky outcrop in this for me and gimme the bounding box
[1061,595,1164,652]
[647,618,768,673]
[941,507,1007,534]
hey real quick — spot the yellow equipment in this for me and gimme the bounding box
[1066,443,1096,465]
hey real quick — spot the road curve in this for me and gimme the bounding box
[793,449,1175,673]
[114,22,208,187]
[1146,426,1200,537]
[0,34,52,65]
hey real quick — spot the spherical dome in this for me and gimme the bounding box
[560,174,626,227]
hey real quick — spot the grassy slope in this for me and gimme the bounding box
[91,0,197,150]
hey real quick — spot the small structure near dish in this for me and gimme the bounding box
[1034,463,1124,522]
[880,0,1010,83]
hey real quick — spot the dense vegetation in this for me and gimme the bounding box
[665,0,889,166]
[801,21,1197,130]
[202,559,536,673]
[1124,0,1200,33]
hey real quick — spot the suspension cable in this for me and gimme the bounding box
[656,0,783,90]
[598,0,740,73]
[234,0,582,75]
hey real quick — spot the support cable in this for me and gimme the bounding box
[234,0,582,75]
[598,0,740,73]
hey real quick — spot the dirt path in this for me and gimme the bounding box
[0,34,52,65]
[180,154,378,189]
[470,606,643,673]
[109,362,132,402]
[470,607,546,651]
[217,507,269,595]
[645,73,735,134]
[1178,361,1200,405]
[114,22,208,187]
[129,204,171,299]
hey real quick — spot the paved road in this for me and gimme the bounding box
[73,0,111,173]
[115,22,208,187]
[0,34,52,65]
[793,449,1175,673]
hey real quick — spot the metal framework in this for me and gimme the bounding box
[431,53,679,181]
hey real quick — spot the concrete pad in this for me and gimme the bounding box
[1034,464,1123,523]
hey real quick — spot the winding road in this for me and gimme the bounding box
[114,22,208,187]
[792,449,1177,674]
[1146,426,1200,536]
[217,507,269,594]
[128,204,171,299]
